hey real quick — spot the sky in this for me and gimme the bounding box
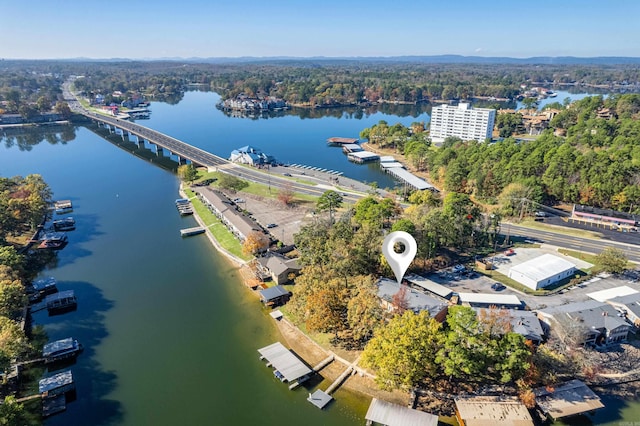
[2,0,640,59]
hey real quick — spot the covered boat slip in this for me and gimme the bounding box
[39,370,75,396]
[365,398,438,426]
[258,342,312,384]
[43,337,81,362]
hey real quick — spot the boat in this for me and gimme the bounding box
[28,277,58,302]
[43,337,83,364]
[38,232,68,250]
[53,200,73,214]
[53,217,75,231]
[44,290,77,314]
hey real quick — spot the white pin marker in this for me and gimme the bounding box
[382,231,417,284]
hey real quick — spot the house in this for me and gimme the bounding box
[473,308,545,344]
[534,380,604,421]
[538,300,630,346]
[257,255,301,284]
[259,285,292,307]
[606,292,640,327]
[454,395,534,426]
[376,278,448,320]
[229,145,275,166]
[193,187,263,242]
[508,254,576,290]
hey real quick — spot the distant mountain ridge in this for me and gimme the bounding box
[7,55,640,65]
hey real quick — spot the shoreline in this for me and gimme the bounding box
[179,184,410,408]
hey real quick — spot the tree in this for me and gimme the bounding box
[0,396,27,426]
[54,101,72,119]
[361,310,443,391]
[316,190,343,223]
[241,231,270,256]
[0,247,24,275]
[391,284,410,313]
[391,218,416,235]
[347,276,383,345]
[277,183,295,206]
[595,247,628,274]
[177,164,198,184]
[218,173,249,192]
[0,280,26,321]
[0,316,29,371]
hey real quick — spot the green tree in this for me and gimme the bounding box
[0,316,29,371]
[0,280,26,321]
[495,113,523,138]
[0,396,27,426]
[54,101,72,118]
[177,164,198,184]
[218,173,249,192]
[316,190,343,223]
[391,218,416,235]
[0,247,24,275]
[595,247,628,273]
[347,277,383,345]
[362,310,443,391]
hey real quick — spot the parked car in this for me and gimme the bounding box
[491,283,506,291]
[535,211,547,217]
[505,249,515,256]
[452,264,465,273]
[283,173,292,177]
[266,223,278,229]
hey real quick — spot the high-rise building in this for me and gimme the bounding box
[429,103,496,143]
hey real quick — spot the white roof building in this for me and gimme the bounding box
[458,292,523,309]
[508,254,576,290]
[430,103,496,143]
[587,285,639,302]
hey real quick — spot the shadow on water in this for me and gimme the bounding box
[85,124,181,172]
[1,125,77,151]
[44,213,102,269]
[31,280,122,426]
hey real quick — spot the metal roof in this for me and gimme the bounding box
[32,277,57,292]
[379,161,405,169]
[365,398,438,426]
[39,370,74,394]
[508,254,576,283]
[458,292,522,307]
[455,396,534,425]
[44,290,75,303]
[377,278,447,317]
[378,155,396,162]
[259,285,290,302]
[472,308,544,342]
[43,338,76,357]
[534,380,604,420]
[405,274,452,298]
[257,342,312,382]
[384,167,435,190]
[348,151,379,160]
[587,285,638,302]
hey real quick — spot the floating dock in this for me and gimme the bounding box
[180,227,205,237]
[327,137,358,146]
[307,390,333,409]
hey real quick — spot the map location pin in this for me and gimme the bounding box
[382,231,417,284]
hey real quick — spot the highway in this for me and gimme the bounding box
[505,222,640,263]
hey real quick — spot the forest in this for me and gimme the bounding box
[361,94,640,214]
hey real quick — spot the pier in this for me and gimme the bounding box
[307,356,360,409]
[180,227,205,237]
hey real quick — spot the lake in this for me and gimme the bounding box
[1,89,638,425]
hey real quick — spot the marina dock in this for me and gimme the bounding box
[180,227,205,237]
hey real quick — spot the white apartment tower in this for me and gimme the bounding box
[429,103,496,143]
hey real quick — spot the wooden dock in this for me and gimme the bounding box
[180,227,205,237]
[312,355,334,373]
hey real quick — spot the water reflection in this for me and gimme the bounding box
[1,125,77,151]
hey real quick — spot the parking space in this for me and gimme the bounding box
[240,194,312,246]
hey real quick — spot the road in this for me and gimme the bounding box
[505,222,640,263]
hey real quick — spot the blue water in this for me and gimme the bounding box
[140,91,430,189]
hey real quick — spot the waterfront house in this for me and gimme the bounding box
[376,278,448,320]
[257,254,301,284]
[534,380,604,421]
[194,187,263,242]
[454,395,534,426]
[538,300,630,346]
[472,308,545,344]
[229,145,276,166]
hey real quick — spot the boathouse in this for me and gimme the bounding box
[534,380,604,421]
[257,342,312,385]
[454,395,533,426]
[365,398,438,426]
[347,151,379,163]
[259,285,292,307]
[39,370,75,397]
[43,290,77,314]
[327,137,358,145]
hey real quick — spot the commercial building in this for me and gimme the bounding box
[429,103,496,143]
[508,254,576,290]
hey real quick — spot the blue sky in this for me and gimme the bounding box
[2,0,639,59]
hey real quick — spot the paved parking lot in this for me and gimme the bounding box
[421,247,639,311]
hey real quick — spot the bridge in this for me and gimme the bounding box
[84,112,230,170]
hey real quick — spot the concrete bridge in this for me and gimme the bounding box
[85,112,228,170]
